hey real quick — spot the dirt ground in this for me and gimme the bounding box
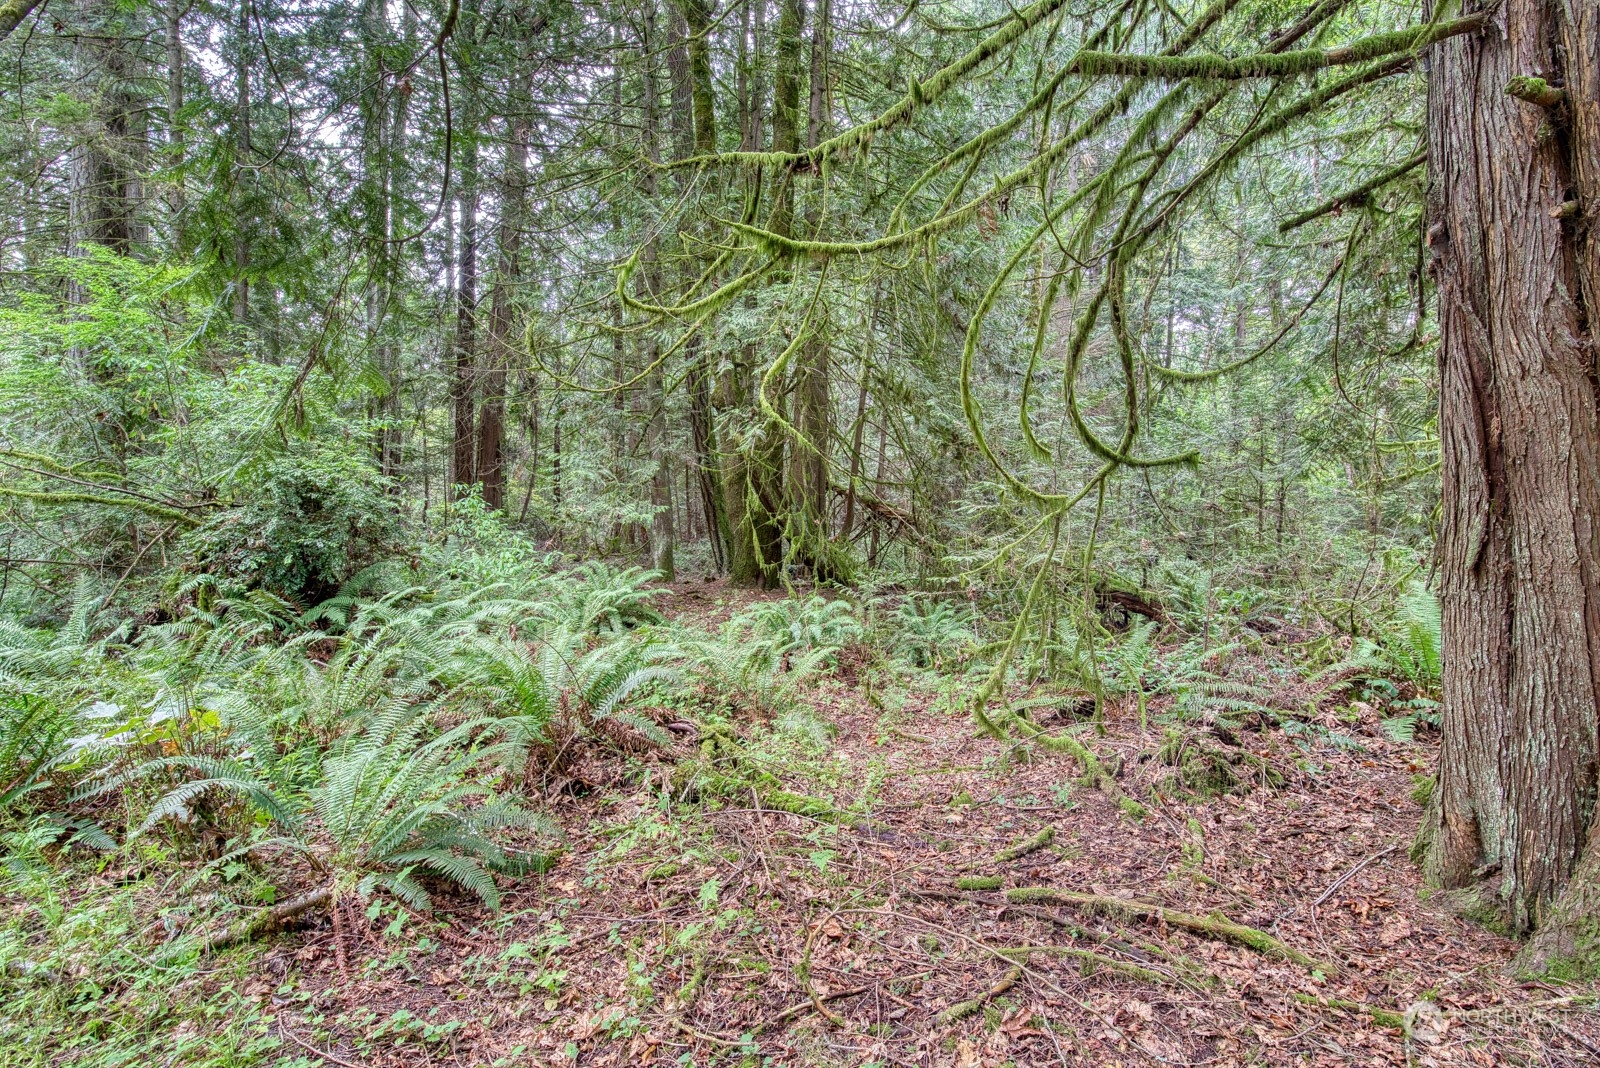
[228,584,1599,1066]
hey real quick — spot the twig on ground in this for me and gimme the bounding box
[1312,844,1399,908]
[278,1021,370,1068]
[940,964,1023,1022]
[800,909,847,1027]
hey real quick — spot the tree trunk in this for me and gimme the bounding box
[69,0,143,261]
[1427,0,1600,963]
[453,112,479,492]
[233,0,252,324]
[478,54,532,511]
[646,3,678,580]
[682,0,731,572]
[724,0,800,588]
[165,0,185,245]
[790,0,833,576]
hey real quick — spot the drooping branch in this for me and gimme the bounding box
[661,0,1076,173]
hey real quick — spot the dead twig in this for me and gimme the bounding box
[278,1021,371,1068]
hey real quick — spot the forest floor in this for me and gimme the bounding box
[8,583,1600,1067]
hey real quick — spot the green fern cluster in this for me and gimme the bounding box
[1310,581,1443,740]
[681,622,832,718]
[739,595,863,661]
[1,562,679,919]
[888,597,977,670]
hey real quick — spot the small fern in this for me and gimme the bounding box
[889,598,976,670]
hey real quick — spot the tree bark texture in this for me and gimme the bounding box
[70,0,143,259]
[724,0,801,588]
[1428,0,1600,955]
[478,53,532,511]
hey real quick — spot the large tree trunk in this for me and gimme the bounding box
[645,3,678,580]
[69,0,144,260]
[232,0,252,324]
[449,2,479,494]
[789,0,833,576]
[453,122,479,492]
[724,0,800,588]
[682,0,731,572]
[164,0,185,246]
[478,54,532,512]
[1427,0,1600,961]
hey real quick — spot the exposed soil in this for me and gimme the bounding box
[178,586,1600,1065]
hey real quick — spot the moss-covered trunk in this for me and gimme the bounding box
[1427,0,1600,960]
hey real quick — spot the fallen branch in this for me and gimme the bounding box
[1293,992,1404,1029]
[799,910,847,1027]
[184,883,334,959]
[956,875,1003,891]
[278,1021,371,1068]
[770,984,870,1025]
[1002,906,1213,988]
[1001,887,1329,973]
[940,964,1023,1022]
[997,944,1179,986]
[995,825,1055,863]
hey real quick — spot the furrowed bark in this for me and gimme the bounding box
[1427,0,1600,958]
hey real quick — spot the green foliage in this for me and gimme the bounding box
[550,562,665,635]
[739,595,863,662]
[1312,581,1442,739]
[681,623,832,718]
[178,441,400,606]
[888,597,977,670]
[465,625,678,772]
[1383,581,1442,689]
[314,707,552,912]
[116,698,553,913]
[0,855,277,1068]
[1100,618,1158,697]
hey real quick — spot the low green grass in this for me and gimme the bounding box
[0,849,278,1068]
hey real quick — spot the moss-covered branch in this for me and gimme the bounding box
[995,826,1056,863]
[1505,75,1565,108]
[1068,16,1484,81]
[1279,151,1426,232]
[0,486,202,527]
[0,0,42,45]
[1002,888,1329,972]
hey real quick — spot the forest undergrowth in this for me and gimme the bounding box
[2,542,1596,1068]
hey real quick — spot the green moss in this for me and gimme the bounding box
[1070,17,1485,82]
[1293,993,1404,1029]
[1409,774,1435,807]
[956,875,1003,891]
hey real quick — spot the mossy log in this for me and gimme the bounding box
[176,883,334,960]
[956,875,1003,891]
[1293,992,1405,1029]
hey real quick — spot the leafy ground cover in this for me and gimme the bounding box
[3,579,1593,1068]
